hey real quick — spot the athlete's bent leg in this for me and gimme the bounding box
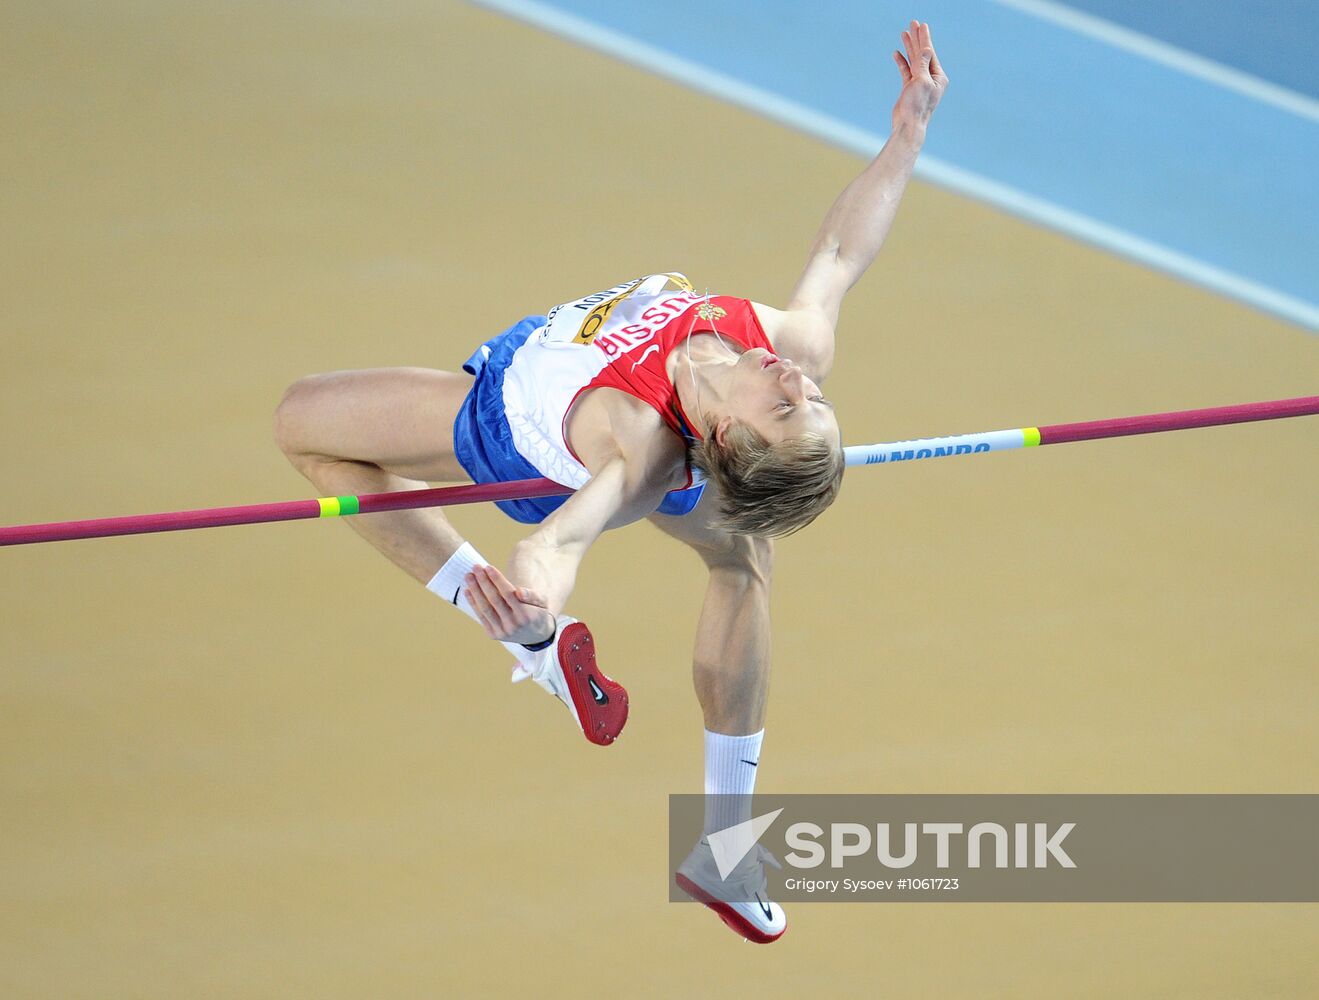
[273,367,474,583]
[651,507,784,940]
[649,507,774,813]
[275,366,624,744]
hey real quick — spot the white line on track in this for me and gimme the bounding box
[469,0,1319,331]
[991,0,1319,125]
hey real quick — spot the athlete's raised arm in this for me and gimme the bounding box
[776,21,948,372]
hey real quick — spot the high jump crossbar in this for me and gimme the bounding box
[2,395,1315,547]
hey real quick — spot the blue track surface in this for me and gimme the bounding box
[474,0,1319,331]
[1062,0,1319,99]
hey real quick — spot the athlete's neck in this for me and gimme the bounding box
[671,334,741,437]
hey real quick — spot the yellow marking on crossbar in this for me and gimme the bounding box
[317,497,341,517]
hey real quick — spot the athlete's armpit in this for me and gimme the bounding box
[750,301,836,386]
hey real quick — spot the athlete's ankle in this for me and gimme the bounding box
[704,728,764,834]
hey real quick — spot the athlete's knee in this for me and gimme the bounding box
[701,533,773,585]
[273,374,330,459]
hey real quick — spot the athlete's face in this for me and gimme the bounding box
[717,347,840,448]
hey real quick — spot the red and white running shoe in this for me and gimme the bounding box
[676,838,787,944]
[511,616,628,746]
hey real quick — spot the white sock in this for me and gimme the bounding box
[426,542,538,668]
[704,728,764,836]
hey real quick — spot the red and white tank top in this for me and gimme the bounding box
[501,272,774,489]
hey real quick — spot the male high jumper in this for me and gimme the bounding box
[273,20,947,943]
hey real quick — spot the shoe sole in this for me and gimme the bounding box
[674,873,785,944]
[557,621,628,746]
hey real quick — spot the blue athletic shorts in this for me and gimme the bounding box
[452,316,706,524]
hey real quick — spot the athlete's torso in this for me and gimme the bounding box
[499,272,774,492]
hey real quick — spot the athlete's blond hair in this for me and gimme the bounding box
[690,422,845,537]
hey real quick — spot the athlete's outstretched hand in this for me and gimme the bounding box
[464,563,555,646]
[892,20,948,132]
